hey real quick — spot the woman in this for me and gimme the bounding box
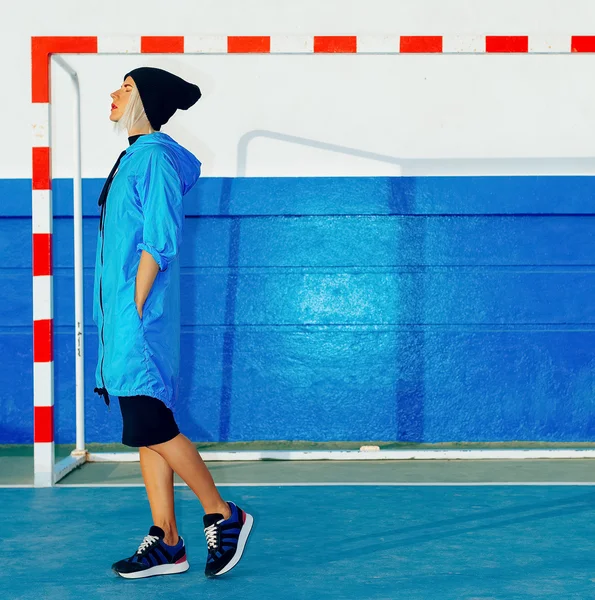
[93,67,253,579]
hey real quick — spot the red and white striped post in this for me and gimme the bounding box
[31,100,54,487]
[31,38,96,486]
[30,34,595,485]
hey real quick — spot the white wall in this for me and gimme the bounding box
[3,0,595,179]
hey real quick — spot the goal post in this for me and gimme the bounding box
[31,34,595,487]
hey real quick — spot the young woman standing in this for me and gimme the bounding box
[93,67,253,579]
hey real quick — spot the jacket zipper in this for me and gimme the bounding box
[100,226,106,390]
[94,148,128,407]
[96,204,110,407]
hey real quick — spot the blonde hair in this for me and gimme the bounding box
[115,85,155,134]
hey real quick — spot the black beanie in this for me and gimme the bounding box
[124,67,201,131]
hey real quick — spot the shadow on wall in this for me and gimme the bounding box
[389,178,425,442]
[175,182,233,442]
[236,129,595,177]
[218,178,237,442]
[176,178,238,442]
[234,130,427,442]
[237,130,405,177]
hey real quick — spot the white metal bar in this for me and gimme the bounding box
[87,449,595,462]
[53,454,87,484]
[184,35,227,54]
[32,103,50,147]
[88,452,140,462]
[442,35,486,54]
[356,35,401,54]
[32,276,53,321]
[97,36,141,54]
[53,56,85,454]
[32,190,52,234]
[33,362,54,408]
[270,35,314,54]
[73,69,85,454]
[529,35,572,53]
[34,442,54,487]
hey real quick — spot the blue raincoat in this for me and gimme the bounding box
[93,132,201,409]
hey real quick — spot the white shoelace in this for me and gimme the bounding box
[137,534,159,555]
[204,523,219,550]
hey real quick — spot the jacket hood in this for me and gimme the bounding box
[125,132,201,195]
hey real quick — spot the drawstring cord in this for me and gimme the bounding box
[98,149,127,232]
[94,387,110,408]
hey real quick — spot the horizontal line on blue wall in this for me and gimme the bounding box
[6,266,595,273]
[4,176,595,216]
[6,324,595,333]
[169,266,595,272]
[47,213,595,219]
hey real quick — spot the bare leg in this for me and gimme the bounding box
[139,446,180,546]
[149,434,231,519]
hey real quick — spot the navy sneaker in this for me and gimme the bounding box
[112,525,189,579]
[203,501,253,577]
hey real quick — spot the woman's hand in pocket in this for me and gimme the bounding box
[135,251,159,321]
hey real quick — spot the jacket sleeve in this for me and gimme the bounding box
[135,149,184,272]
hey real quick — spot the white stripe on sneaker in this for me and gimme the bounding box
[214,513,254,576]
[116,559,190,579]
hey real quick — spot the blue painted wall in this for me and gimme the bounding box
[2,176,595,444]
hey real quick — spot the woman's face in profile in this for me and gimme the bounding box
[109,76,135,122]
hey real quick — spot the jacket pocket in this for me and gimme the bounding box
[132,284,143,322]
